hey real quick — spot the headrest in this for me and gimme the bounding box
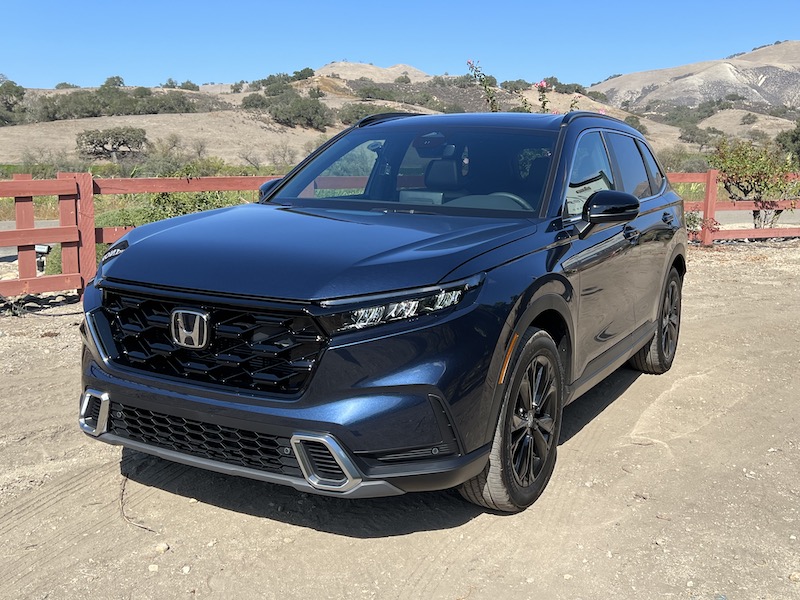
[424,159,460,190]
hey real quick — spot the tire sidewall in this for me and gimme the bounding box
[496,329,565,509]
[656,268,682,369]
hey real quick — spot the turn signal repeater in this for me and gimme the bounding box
[320,275,483,334]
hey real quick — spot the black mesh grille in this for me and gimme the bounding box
[302,440,346,481]
[99,289,327,394]
[108,402,302,477]
[87,396,102,422]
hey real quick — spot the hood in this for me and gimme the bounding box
[100,203,537,301]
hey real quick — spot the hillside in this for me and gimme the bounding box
[316,62,431,83]
[0,111,347,166]
[1,49,798,171]
[590,41,800,110]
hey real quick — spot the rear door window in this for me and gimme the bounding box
[605,133,652,199]
[637,140,665,194]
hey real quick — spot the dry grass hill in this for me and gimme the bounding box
[0,51,797,172]
[590,41,800,110]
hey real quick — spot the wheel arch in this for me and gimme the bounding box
[482,290,575,445]
[672,250,687,278]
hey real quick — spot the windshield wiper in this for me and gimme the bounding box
[373,207,437,215]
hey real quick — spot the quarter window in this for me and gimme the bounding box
[565,132,614,217]
[637,140,665,194]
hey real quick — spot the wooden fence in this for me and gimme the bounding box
[672,170,800,246]
[0,173,273,298]
[1,171,798,298]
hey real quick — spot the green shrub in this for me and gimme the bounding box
[357,86,395,101]
[740,113,758,125]
[77,127,148,159]
[501,79,530,93]
[241,93,271,110]
[291,68,314,81]
[268,96,333,131]
[709,137,800,227]
[776,120,800,165]
[624,115,649,135]
[586,90,608,103]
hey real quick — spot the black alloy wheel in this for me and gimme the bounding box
[459,328,564,512]
[629,267,683,374]
[509,354,558,488]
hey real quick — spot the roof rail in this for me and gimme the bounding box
[561,110,625,126]
[355,112,420,127]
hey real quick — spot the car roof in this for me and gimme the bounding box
[355,111,640,136]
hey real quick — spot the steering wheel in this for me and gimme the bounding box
[489,192,534,210]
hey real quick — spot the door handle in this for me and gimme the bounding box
[623,225,640,242]
[662,212,675,225]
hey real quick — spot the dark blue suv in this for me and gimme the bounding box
[80,112,686,512]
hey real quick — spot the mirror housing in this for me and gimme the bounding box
[258,178,283,202]
[577,190,640,239]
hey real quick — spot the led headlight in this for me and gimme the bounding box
[321,275,482,334]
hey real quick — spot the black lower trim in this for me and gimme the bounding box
[380,443,491,493]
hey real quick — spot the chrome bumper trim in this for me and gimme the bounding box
[79,389,110,436]
[92,433,405,499]
[291,432,363,493]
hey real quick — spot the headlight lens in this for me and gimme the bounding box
[321,275,482,334]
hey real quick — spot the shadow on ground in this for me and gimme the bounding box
[119,367,643,537]
[120,448,483,538]
[560,367,641,443]
[0,291,81,315]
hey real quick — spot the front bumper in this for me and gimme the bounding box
[79,281,500,498]
[79,379,490,498]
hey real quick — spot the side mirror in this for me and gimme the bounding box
[258,178,282,202]
[577,190,639,239]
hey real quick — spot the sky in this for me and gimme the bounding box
[2,1,798,89]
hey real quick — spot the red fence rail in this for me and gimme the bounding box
[1,171,798,298]
[0,174,273,298]
[671,170,800,246]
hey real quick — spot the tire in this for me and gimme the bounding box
[459,328,565,512]
[629,267,682,374]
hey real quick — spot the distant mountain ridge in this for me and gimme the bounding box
[2,46,799,169]
[589,41,800,110]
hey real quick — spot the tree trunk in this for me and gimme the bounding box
[752,209,783,229]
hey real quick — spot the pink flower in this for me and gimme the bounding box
[537,80,547,89]
[598,109,606,115]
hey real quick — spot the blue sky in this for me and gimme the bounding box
[2,1,798,89]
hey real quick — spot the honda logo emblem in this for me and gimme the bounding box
[171,309,210,349]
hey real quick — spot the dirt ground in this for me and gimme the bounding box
[1,240,799,600]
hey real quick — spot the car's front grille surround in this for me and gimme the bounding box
[98,288,327,395]
[108,401,302,477]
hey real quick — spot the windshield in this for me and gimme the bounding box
[273,123,556,214]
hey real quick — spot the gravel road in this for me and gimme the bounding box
[1,240,799,600]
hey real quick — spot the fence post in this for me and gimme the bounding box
[58,172,96,294]
[701,169,718,247]
[12,174,37,281]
